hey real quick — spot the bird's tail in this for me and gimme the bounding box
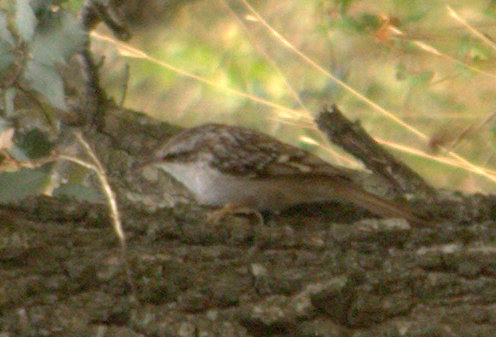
[326,179,429,226]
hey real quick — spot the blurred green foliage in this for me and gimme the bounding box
[3,0,496,194]
[94,0,496,192]
[0,0,87,201]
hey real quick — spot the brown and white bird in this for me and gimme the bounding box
[145,123,427,225]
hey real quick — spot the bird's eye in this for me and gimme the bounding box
[163,152,183,161]
[162,153,175,161]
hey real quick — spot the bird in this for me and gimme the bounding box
[143,123,428,225]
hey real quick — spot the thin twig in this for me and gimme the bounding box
[10,133,138,301]
[118,64,130,107]
[316,105,437,199]
[72,132,137,301]
[74,132,125,242]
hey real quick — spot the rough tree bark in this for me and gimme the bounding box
[2,105,496,336]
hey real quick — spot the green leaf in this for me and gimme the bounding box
[0,168,51,203]
[30,9,87,66]
[4,87,17,116]
[0,11,15,46]
[0,46,14,74]
[0,11,14,73]
[15,128,53,158]
[15,0,37,41]
[24,60,67,110]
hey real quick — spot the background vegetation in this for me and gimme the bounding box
[94,0,496,193]
[4,0,496,197]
